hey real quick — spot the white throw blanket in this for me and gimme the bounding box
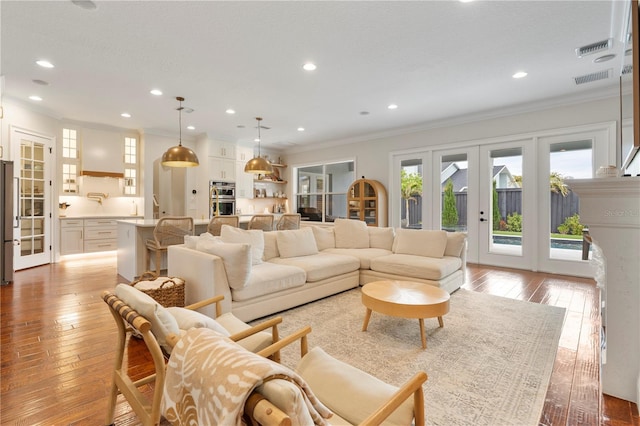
[162,327,332,425]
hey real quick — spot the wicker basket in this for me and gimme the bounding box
[130,271,185,307]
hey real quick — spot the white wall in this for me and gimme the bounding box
[285,96,623,192]
[1,99,59,160]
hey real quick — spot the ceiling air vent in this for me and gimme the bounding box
[575,38,613,58]
[573,69,612,85]
[622,64,633,75]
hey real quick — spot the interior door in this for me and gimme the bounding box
[391,152,431,229]
[478,139,535,270]
[12,128,53,270]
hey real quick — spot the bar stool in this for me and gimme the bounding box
[248,214,274,231]
[207,215,240,236]
[145,216,194,275]
[276,213,301,230]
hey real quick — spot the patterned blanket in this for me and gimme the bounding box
[162,328,332,425]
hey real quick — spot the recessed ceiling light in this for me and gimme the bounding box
[388,104,398,110]
[150,89,163,96]
[512,71,528,79]
[297,127,305,132]
[187,125,195,130]
[254,138,260,142]
[594,54,616,63]
[29,95,43,101]
[226,109,236,114]
[32,79,49,86]
[121,113,131,118]
[36,60,54,68]
[459,0,475,3]
[303,62,317,71]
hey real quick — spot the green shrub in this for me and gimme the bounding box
[557,214,584,235]
[506,212,523,232]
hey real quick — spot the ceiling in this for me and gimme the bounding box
[0,1,632,151]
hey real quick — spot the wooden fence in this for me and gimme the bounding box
[403,189,580,232]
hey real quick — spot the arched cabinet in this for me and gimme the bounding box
[347,178,387,227]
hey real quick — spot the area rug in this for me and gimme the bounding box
[252,288,566,426]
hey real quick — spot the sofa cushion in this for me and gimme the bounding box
[311,226,335,251]
[368,227,395,250]
[393,229,447,258]
[445,231,467,257]
[166,306,230,336]
[196,238,252,289]
[220,225,264,265]
[215,312,274,353]
[276,227,319,258]
[370,253,463,281]
[263,231,280,261]
[269,252,360,282]
[296,347,414,426]
[323,247,392,270]
[114,283,180,353]
[334,218,369,249]
[231,262,306,301]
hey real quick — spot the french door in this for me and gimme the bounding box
[12,128,54,270]
[429,140,534,269]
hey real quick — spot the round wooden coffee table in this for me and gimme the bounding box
[361,280,450,349]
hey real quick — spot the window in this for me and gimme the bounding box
[61,128,79,193]
[124,137,137,195]
[294,160,354,222]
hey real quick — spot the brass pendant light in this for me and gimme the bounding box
[161,96,200,167]
[244,117,273,174]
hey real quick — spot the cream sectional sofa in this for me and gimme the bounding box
[168,218,467,322]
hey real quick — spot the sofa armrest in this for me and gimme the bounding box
[168,245,232,317]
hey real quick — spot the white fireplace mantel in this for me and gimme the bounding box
[568,177,640,406]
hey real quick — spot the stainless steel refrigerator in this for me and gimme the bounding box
[1,161,15,284]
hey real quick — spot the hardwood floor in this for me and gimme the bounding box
[1,254,638,425]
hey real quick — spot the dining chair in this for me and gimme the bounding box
[145,216,194,275]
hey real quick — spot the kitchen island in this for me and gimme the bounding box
[116,218,210,281]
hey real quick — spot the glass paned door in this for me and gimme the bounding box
[400,157,425,229]
[478,141,534,270]
[13,129,52,270]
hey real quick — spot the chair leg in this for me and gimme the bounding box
[145,248,151,273]
[155,249,161,275]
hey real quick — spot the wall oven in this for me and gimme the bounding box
[209,181,236,218]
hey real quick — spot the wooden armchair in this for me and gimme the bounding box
[102,286,284,426]
[162,325,428,426]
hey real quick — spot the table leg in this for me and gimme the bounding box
[419,318,426,349]
[438,316,444,328]
[362,308,372,331]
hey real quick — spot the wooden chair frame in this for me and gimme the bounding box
[207,215,240,236]
[102,292,283,426]
[145,216,194,275]
[248,214,274,231]
[247,327,428,426]
[276,213,301,230]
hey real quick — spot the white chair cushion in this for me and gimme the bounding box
[220,225,265,265]
[276,228,319,258]
[333,218,369,249]
[393,228,447,258]
[444,231,467,257]
[368,227,395,250]
[195,238,252,289]
[166,307,230,336]
[311,226,336,251]
[114,283,180,353]
[215,312,273,353]
[296,347,414,426]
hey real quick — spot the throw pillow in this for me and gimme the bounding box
[196,238,252,289]
[220,225,264,265]
[276,228,319,258]
[393,228,448,258]
[114,283,180,353]
[444,231,467,257]
[311,226,336,251]
[263,231,280,261]
[333,218,369,249]
[368,227,395,250]
[166,307,230,336]
[183,234,199,249]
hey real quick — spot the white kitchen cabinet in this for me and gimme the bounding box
[208,157,235,182]
[236,145,254,162]
[209,140,236,160]
[236,161,254,198]
[83,218,117,252]
[60,219,84,255]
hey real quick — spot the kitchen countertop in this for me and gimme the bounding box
[60,215,143,219]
